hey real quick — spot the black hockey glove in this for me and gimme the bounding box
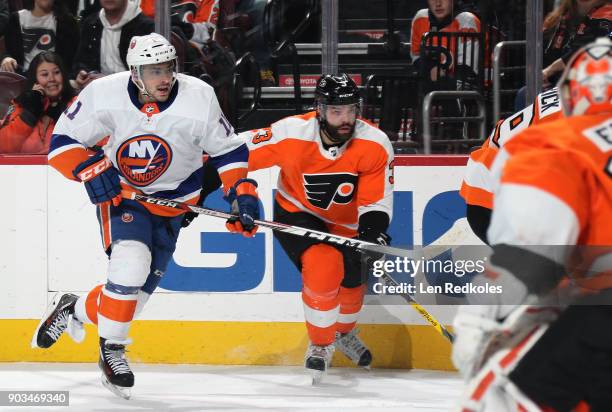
[15,90,44,125]
[357,211,391,262]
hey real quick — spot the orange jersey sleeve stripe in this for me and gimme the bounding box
[461,184,494,209]
[48,147,90,181]
[218,168,248,195]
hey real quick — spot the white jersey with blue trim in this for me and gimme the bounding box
[50,71,245,202]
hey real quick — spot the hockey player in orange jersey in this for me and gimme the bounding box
[243,73,394,382]
[460,86,563,243]
[452,38,612,411]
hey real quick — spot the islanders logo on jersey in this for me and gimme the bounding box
[116,135,173,187]
[303,173,358,210]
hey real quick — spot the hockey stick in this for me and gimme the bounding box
[121,190,420,259]
[123,190,457,342]
[374,224,469,344]
[379,271,455,343]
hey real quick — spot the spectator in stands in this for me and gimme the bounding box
[410,0,481,146]
[140,0,219,48]
[410,0,481,83]
[0,0,79,75]
[0,51,76,154]
[72,0,154,90]
[0,0,8,36]
[542,0,611,86]
[515,0,611,110]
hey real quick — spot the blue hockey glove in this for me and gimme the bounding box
[73,151,122,206]
[224,178,260,237]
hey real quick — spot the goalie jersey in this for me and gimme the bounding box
[48,71,248,216]
[489,113,612,288]
[460,87,563,209]
[243,112,394,237]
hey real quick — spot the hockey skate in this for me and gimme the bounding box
[335,329,372,369]
[31,293,84,348]
[304,343,335,385]
[99,338,134,400]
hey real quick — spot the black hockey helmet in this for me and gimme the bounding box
[315,73,361,144]
[314,73,361,105]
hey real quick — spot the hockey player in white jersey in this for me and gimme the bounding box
[31,33,260,399]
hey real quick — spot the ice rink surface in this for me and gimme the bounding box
[0,363,462,411]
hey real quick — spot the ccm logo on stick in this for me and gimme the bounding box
[145,198,179,207]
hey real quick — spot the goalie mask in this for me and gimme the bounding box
[126,33,178,100]
[558,37,612,117]
[315,73,362,144]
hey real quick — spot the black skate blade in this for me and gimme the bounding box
[31,292,63,349]
[101,374,131,400]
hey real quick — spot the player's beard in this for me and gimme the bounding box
[324,121,356,144]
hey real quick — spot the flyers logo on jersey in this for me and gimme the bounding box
[303,173,358,209]
[116,135,173,187]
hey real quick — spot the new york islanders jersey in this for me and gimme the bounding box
[460,88,563,209]
[244,112,394,237]
[49,71,247,216]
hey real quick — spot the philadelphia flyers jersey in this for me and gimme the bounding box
[49,71,248,216]
[244,112,394,237]
[490,114,612,246]
[460,88,563,209]
[488,113,612,288]
[141,0,219,26]
[410,9,481,63]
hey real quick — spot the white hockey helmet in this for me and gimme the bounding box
[126,33,178,96]
[557,37,612,117]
